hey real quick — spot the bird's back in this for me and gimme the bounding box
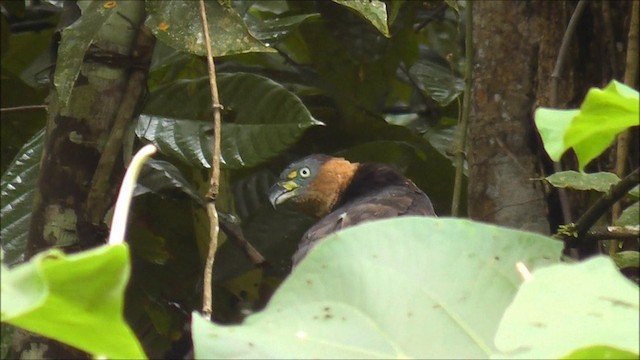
[292,163,435,266]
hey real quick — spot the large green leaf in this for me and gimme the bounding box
[544,171,620,192]
[1,128,43,265]
[561,345,638,359]
[137,73,324,169]
[535,80,639,170]
[565,81,639,170]
[331,0,390,37]
[145,1,273,57]
[192,217,562,359]
[494,257,639,359]
[1,244,146,359]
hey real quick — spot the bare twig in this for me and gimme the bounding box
[610,0,639,255]
[451,1,472,216]
[549,0,588,224]
[0,105,47,113]
[586,226,639,242]
[199,0,223,321]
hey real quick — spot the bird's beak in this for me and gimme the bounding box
[268,181,299,208]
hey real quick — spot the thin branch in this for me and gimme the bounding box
[586,226,639,242]
[0,105,47,113]
[549,0,588,224]
[566,168,640,244]
[199,0,223,321]
[610,0,639,255]
[451,1,472,216]
[219,221,265,265]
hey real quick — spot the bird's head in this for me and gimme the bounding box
[268,154,359,218]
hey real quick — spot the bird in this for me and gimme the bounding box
[268,154,436,267]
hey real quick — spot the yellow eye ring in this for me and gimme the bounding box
[299,167,311,178]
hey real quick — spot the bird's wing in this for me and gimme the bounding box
[292,185,435,266]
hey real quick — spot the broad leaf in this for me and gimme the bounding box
[611,251,640,270]
[1,245,146,359]
[192,217,562,359]
[137,73,323,169]
[408,59,464,106]
[494,257,639,359]
[1,128,43,265]
[535,80,639,170]
[566,81,639,170]
[545,171,620,192]
[534,108,577,161]
[135,158,203,204]
[145,1,273,57]
[331,0,390,37]
[245,13,320,44]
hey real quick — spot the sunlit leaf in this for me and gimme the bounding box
[494,257,639,359]
[1,245,146,359]
[193,217,562,359]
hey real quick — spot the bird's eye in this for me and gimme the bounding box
[299,167,311,178]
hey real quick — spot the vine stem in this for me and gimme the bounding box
[451,1,472,216]
[549,0,588,225]
[610,0,639,255]
[199,0,223,321]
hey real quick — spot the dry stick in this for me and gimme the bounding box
[549,0,588,224]
[451,1,472,216]
[199,0,223,321]
[610,0,639,255]
[0,105,47,113]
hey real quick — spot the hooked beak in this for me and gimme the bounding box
[268,181,299,208]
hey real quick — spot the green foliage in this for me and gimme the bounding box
[192,217,563,358]
[561,346,639,359]
[145,0,273,56]
[0,245,146,359]
[545,171,621,192]
[535,80,639,171]
[137,73,323,169]
[331,0,390,37]
[494,257,639,359]
[0,129,43,265]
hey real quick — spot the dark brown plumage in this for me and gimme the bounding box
[268,154,436,267]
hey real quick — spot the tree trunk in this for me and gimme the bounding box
[468,0,632,238]
[18,1,154,358]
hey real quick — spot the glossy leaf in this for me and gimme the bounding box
[545,171,620,192]
[1,128,43,265]
[331,0,390,37]
[409,59,464,106]
[494,257,639,359]
[192,217,562,359]
[137,73,323,169]
[135,158,203,204]
[245,13,320,44]
[1,245,146,359]
[145,1,273,57]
